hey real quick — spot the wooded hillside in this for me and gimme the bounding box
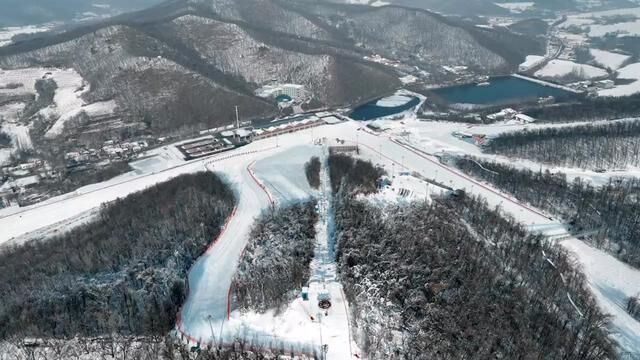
[0,172,235,338]
[456,157,640,267]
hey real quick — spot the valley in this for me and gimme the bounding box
[2,0,640,358]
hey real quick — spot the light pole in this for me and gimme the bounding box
[317,311,324,360]
[206,315,217,349]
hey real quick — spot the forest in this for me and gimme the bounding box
[233,201,318,313]
[0,172,235,338]
[0,131,10,148]
[524,93,640,122]
[328,153,385,194]
[1,334,316,360]
[483,120,640,169]
[456,157,640,267]
[325,154,613,358]
[332,192,614,359]
[304,156,321,189]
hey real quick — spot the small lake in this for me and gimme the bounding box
[350,95,421,121]
[431,75,579,106]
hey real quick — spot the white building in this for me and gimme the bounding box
[256,83,307,100]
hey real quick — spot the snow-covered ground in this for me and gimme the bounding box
[0,67,116,137]
[362,173,444,205]
[494,2,535,13]
[560,7,640,38]
[375,94,414,107]
[45,99,117,137]
[519,54,545,69]
[252,145,321,204]
[534,59,608,79]
[599,62,640,96]
[0,121,33,165]
[562,239,640,353]
[191,153,360,358]
[0,24,54,47]
[590,48,630,70]
[2,118,640,356]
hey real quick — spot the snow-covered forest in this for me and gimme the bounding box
[233,201,318,313]
[328,153,385,194]
[333,193,614,358]
[304,156,321,189]
[483,120,640,169]
[0,172,235,338]
[525,93,640,122]
[0,334,313,360]
[456,157,640,267]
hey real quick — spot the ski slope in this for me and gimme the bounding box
[3,118,640,356]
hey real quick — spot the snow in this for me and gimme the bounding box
[195,157,360,358]
[562,239,640,352]
[494,2,535,13]
[45,100,117,137]
[375,94,414,107]
[519,55,545,69]
[590,49,631,70]
[589,20,640,37]
[2,117,640,355]
[252,145,321,203]
[399,74,418,84]
[355,119,640,355]
[0,149,10,165]
[0,175,39,192]
[38,69,87,131]
[0,24,53,47]
[0,67,51,96]
[1,122,33,151]
[362,173,444,205]
[599,62,640,96]
[561,7,640,38]
[534,59,608,79]
[0,67,116,138]
[0,102,25,122]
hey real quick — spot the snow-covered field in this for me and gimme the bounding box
[45,99,117,137]
[0,67,116,137]
[0,25,53,47]
[2,118,640,356]
[494,2,535,13]
[590,48,631,70]
[599,62,640,96]
[519,54,545,69]
[562,7,640,38]
[534,59,608,79]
